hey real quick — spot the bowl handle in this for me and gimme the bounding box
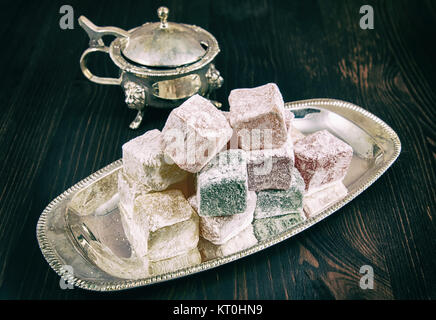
[78,16,129,85]
[79,47,121,85]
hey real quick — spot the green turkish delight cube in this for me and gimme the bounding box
[197,150,248,217]
[253,213,305,242]
[254,168,305,219]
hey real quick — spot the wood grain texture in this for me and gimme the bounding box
[0,0,435,299]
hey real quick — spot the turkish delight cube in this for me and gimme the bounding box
[294,130,353,193]
[148,212,199,261]
[303,181,348,218]
[119,203,149,257]
[118,169,150,214]
[162,94,233,173]
[253,213,304,242]
[228,83,287,150]
[149,248,201,275]
[246,132,294,191]
[134,189,194,232]
[199,191,256,245]
[198,225,258,261]
[197,150,248,217]
[254,168,305,219]
[122,129,188,191]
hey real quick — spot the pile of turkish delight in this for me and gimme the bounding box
[118,83,353,276]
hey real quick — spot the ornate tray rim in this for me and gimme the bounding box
[36,98,401,292]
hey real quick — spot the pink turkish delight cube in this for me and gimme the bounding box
[294,130,353,193]
[246,130,294,191]
[228,83,288,150]
[162,95,233,173]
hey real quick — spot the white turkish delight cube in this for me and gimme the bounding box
[162,94,233,173]
[118,169,149,215]
[149,248,201,275]
[134,189,193,232]
[198,225,258,261]
[122,129,188,191]
[148,212,199,261]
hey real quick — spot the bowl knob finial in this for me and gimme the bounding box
[157,6,169,29]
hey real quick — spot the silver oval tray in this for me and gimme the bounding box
[36,99,401,291]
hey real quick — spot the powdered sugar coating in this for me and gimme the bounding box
[228,83,288,150]
[303,181,348,218]
[197,150,248,217]
[118,169,150,214]
[254,168,305,219]
[149,248,201,275]
[198,191,256,245]
[148,212,199,261]
[198,225,258,261]
[135,189,194,232]
[119,203,149,257]
[122,129,188,190]
[294,130,353,192]
[247,130,294,191]
[253,213,304,242]
[162,95,233,173]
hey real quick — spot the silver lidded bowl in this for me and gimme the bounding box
[78,7,223,129]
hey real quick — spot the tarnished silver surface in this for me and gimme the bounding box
[36,99,401,291]
[78,7,223,128]
[122,22,206,68]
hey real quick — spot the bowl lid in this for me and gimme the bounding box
[122,7,207,68]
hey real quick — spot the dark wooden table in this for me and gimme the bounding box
[0,0,435,300]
